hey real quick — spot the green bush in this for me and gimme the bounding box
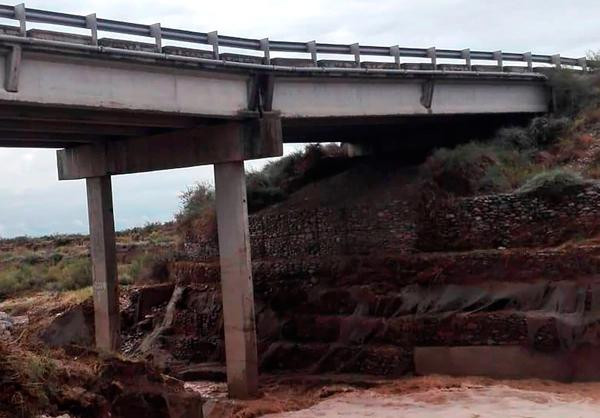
[0,256,93,296]
[492,116,569,153]
[246,144,348,212]
[246,170,287,213]
[46,258,92,291]
[176,144,348,218]
[527,116,571,146]
[175,182,215,226]
[494,126,536,151]
[517,168,588,197]
[21,252,45,265]
[422,142,512,196]
[128,252,170,284]
[547,70,598,117]
[0,266,35,297]
[587,50,600,70]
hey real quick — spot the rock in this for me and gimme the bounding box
[12,315,29,326]
[39,301,94,347]
[0,311,15,339]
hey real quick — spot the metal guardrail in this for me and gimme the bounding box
[0,3,590,71]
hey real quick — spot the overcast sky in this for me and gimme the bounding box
[0,0,598,237]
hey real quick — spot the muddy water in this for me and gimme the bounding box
[265,385,600,417]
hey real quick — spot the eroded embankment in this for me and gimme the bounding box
[115,242,600,382]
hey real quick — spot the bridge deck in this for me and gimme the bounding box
[0,27,551,149]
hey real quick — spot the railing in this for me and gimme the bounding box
[0,3,590,72]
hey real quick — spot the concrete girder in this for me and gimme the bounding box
[0,120,160,136]
[0,105,209,129]
[272,78,549,118]
[0,51,249,117]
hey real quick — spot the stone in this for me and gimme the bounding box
[39,302,94,347]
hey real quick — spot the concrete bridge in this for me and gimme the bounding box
[0,3,589,399]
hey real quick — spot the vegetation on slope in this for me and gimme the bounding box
[516,168,588,197]
[175,143,350,239]
[422,70,600,198]
[588,49,600,70]
[0,224,177,298]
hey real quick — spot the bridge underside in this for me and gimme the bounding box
[0,34,552,399]
[0,102,536,149]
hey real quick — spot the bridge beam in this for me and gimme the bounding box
[214,161,259,399]
[86,175,120,351]
[56,114,282,180]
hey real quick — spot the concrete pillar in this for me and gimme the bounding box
[86,175,120,351]
[214,161,259,399]
[342,141,373,157]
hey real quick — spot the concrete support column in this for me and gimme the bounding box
[86,175,120,351]
[341,141,373,157]
[214,161,259,399]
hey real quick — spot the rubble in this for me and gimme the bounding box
[0,310,28,339]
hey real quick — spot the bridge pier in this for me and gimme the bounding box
[58,116,282,398]
[341,142,373,157]
[85,175,120,351]
[214,161,259,399]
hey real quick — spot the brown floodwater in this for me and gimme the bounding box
[265,385,600,417]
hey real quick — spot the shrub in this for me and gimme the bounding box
[246,170,287,213]
[21,252,45,265]
[517,168,588,197]
[176,144,348,226]
[46,258,92,292]
[494,126,535,151]
[0,266,35,297]
[246,143,348,212]
[422,142,511,196]
[547,70,598,116]
[128,252,170,284]
[527,116,571,146]
[175,182,214,225]
[587,50,600,70]
[492,116,570,152]
[175,182,216,239]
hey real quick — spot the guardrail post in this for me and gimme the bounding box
[523,52,533,72]
[307,40,317,66]
[86,13,98,46]
[149,23,162,53]
[390,45,400,68]
[578,58,588,73]
[260,38,270,65]
[208,31,219,59]
[461,48,471,70]
[551,54,561,69]
[14,3,26,36]
[427,47,436,68]
[493,50,503,70]
[350,43,360,67]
